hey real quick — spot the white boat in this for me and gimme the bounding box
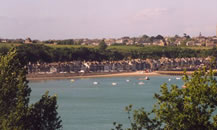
[138,76,150,80]
[71,79,75,82]
[168,78,171,81]
[145,76,150,80]
[126,79,130,82]
[176,77,181,80]
[93,82,98,85]
[138,81,144,85]
[112,82,117,86]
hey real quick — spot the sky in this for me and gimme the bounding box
[0,0,217,40]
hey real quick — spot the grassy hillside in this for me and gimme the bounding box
[0,43,213,50]
[44,44,95,48]
[181,46,212,50]
[0,43,21,48]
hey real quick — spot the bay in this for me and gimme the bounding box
[29,76,183,130]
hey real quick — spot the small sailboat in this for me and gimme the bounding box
[138,81,144,85]
[93,82,98,85]
[112,82,117,86]
[168,78,171,81]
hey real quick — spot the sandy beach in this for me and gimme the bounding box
[155,71,194,75]
[28,69,216,81]
[27,70,202,81]
[27,71,162,81]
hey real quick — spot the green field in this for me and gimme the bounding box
[107,45,142,50]
[0,43,21,48]
[0,43,214,51]
[44,44,95,48]
[181,46,213,50]
[44,44,145,51]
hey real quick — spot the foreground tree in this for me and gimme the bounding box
[0,49,62,130]
[113,67,217,130]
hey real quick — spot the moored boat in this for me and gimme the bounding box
[112,82,117,86]
[138,81,144,85]
[93,82,98,85]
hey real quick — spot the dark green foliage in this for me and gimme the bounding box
[210,47,217,57]
[138,35,164,44]
[184,33,191,39]
[107,50,124,61]
[16,44,53,64]
[0,49,31,130]
[0,46,9,55]
[0,44,216,63]
[27,92,62,130]
[155,35,164,40]
[98,40,107,51]
[113,67,217,130]
[57,39,74,45]
[0,49,62,130]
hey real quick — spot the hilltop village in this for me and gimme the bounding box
[1,33,217,47]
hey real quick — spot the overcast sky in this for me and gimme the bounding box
[0,0,217,40]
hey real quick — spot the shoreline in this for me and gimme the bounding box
[27,71,192,81]
[155,71,194,75]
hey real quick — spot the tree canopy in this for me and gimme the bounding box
[113,67,217,130]
[0,49,62,130]
[0,44,216,63]
[98,40,108,51]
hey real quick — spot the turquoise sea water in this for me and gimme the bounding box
[29,76,183,130]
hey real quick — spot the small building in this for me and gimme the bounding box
[153,40,166,46]
[195,42,202,46]
[1,39,8,43]
[206,42,215,47]
[115,39,124,44]
[186,41,195,46]
[104,39,116,46]
[92,42,99,46]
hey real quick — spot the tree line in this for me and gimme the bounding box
[0,44,216,64]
